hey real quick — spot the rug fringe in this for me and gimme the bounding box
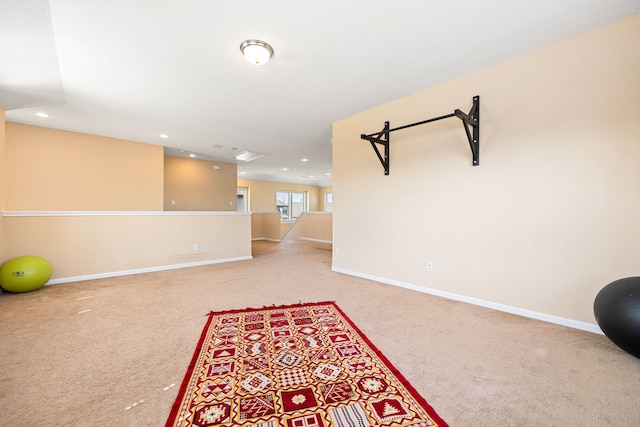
[206,301,336,317]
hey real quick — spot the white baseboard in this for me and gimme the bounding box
[331,266,603,335]
[47,256,252,285]
[300,237,332,244]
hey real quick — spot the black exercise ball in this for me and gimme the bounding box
[594,277,640,359]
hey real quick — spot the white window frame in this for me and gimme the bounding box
[276,190,306,221]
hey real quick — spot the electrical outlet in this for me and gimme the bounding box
[193,243,199,251]
[426,262,433,272]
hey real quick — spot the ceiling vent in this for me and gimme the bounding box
[233,151,265,162]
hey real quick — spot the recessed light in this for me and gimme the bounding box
[160,134,169,139]
[301,158,308,162]
[35,112,49,118]
[282,168,289,171]
[189,154,196,158]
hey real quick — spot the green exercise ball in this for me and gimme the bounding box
[0,256,53,293]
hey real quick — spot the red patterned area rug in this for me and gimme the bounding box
[166,301,448,427]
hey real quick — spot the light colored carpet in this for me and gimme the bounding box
[0,240,638,426]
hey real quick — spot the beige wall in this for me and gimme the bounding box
[320,186,333,212]
[164,156,237,211]
[5,123,164,211]
[250,212,281,241]
[282,212,332,243]
[2,212,251,280]
[332,14,640,328]
[237,178,323,212]
[280,222,293,237]
[0,108,4,262]
[1,122,251,281]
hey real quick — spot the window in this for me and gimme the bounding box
[325,192,333,204]
[276,192,289,219]
[237,187,248,212]
[276,191,306,220]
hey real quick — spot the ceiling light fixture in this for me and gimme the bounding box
[35,112,49,118]
[240,39,274,65]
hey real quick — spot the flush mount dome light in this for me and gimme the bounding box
[240,39,274,65]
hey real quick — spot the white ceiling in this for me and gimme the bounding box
[2,1,638,187]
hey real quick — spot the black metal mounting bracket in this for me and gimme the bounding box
[360,95,480,175]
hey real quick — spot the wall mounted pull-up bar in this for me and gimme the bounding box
[360,95,480,175]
